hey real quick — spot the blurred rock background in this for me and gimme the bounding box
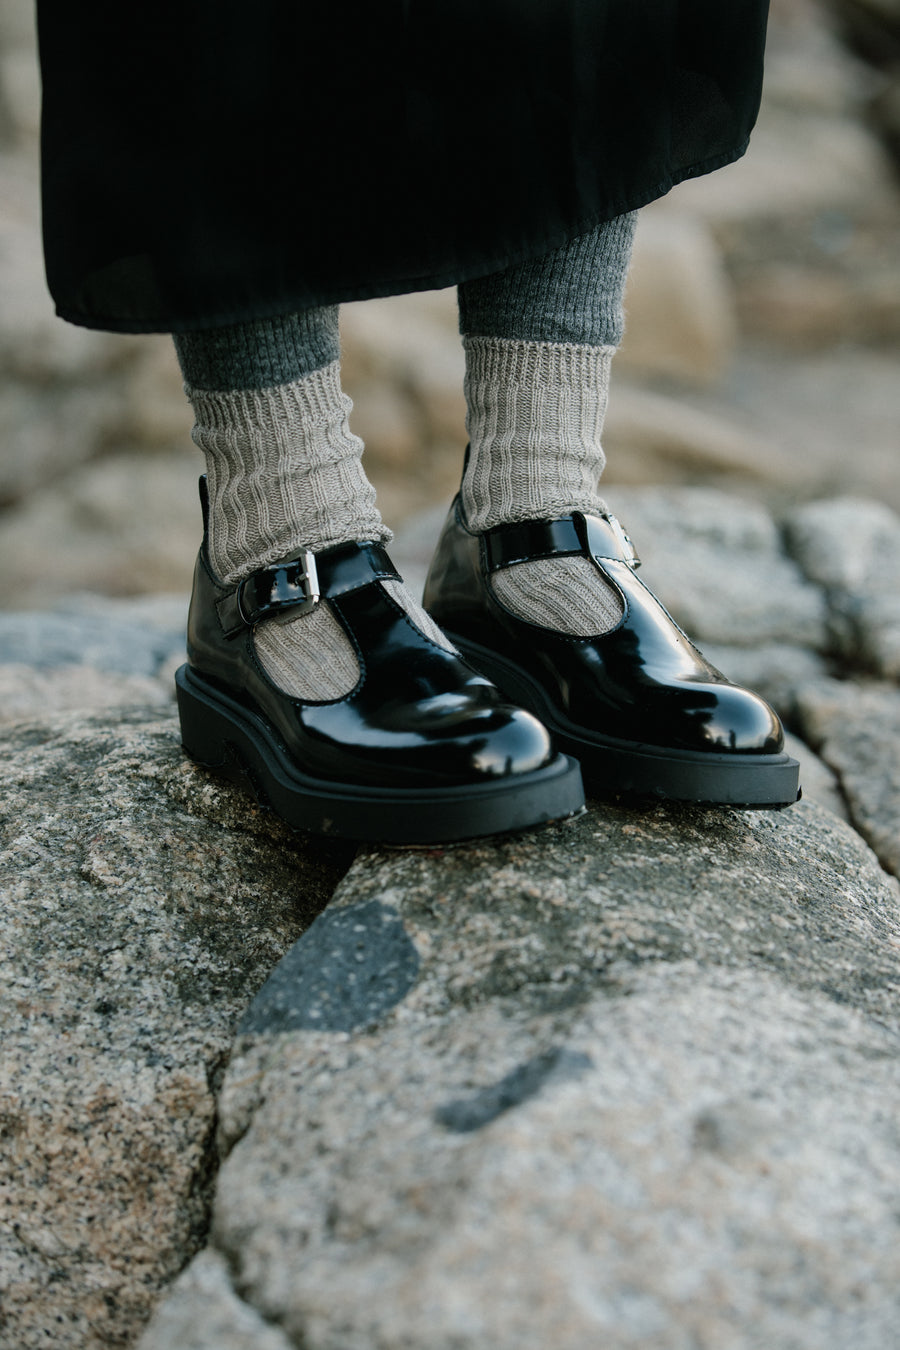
[0,0,898,607]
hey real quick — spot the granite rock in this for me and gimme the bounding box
[0,610,183,676]
[140,798,900,1350]
[0,451,201,607]
[603,385,788,487]
[796,677,900,876]
[828,591,900,681]
[0,707,351,1350]
[0,663,172,724]
[782,729,848,820]
[785,496,900,596]
[131,1250,295,1350]
[785,497,900,679]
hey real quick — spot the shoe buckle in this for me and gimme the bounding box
[236,550,321,628]
[605,514,640,567]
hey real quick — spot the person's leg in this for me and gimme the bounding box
[455,214,636,636]
[173,307,452,703]
[423,217,799,808]
[173,308,584,841]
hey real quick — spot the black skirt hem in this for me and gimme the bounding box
[51,142,749,337]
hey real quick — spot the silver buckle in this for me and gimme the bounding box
[236,549,321,629]
[605,514,640,567]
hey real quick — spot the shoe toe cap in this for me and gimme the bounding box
[688,683,784,754]
[466,705,555,779]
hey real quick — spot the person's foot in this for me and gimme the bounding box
[423,499,801,809]
[176,517,584,845]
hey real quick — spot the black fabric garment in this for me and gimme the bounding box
[37,1,768,334]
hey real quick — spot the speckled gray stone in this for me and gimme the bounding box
[828,591,900,681]
[781,729,848,821]
[239,900,420,1035]
[796,677,900,877]
[134,1250,295,1350]
[143,798,900,1350]
[0,707,351,1350]
[785,497,900,596]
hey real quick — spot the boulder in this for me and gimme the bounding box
[0,707,351,1350]
[602,385,788,488]
[139,796,900,1350]
[698,641,829,721]
[785,496,900,594]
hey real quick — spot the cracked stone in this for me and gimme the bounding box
[141,799,900,1350]
[795,677,900,877]
[0,707,350,1350]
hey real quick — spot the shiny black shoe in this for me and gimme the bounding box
[175,494,583,845]
[422,499,801,809]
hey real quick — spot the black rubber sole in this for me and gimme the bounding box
[175,664,585,844]
[449,636,801,810]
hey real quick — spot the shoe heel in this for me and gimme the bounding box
[175,664,234,770]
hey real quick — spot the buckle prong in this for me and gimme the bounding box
[605,514,640,567]
[294,550,321,613]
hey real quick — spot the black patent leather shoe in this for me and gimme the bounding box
[422,499,800,808]
[175,492,583,844]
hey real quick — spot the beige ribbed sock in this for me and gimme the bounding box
[461,336,625,637]
[188,360,453,700]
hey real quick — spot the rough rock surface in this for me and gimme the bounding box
[786,497,900,679]
[4,1,900,1339]
[598,486,828,649]
[0,708,351,1350]
[0,596,186,723]
[139,799,900,1350]
[797,678,900,877]
[3,463,900,1345]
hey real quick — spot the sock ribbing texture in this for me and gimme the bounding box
[457,217,638,640]
[181,351,454,702]
[461,337,615,532]
[245,579,453,703]
[459,336,625,637]
[187,360,388,581]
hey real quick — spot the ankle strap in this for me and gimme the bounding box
[482,511,639,573]
[216,541,400,638]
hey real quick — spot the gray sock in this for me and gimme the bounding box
[175,310,453,701]
[458,213,636,348]
[457,215,636,638]
[173,307,342,391]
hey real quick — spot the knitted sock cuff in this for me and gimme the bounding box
[462,335,617,397]
[188,361,388,581]
[461,336,615,532]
